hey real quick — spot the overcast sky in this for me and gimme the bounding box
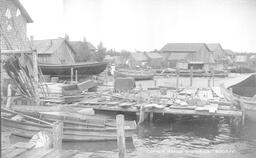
[21,0,256,52]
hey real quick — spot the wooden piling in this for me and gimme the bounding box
[116,114,126,158]
[70,67,74,84]
[190,66,193,87]
[32,49,40,105]
[149,112,154,122]
[75,70,78,83]
[6,84,12,109]
[176,68,180,91]
[211,69,215,87]
[52,121,63,150]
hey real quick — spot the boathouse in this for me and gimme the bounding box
[144,51,163,68]
[32,38,76,64]
[160,43,214,70]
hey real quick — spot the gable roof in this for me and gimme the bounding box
[206,43,223,52]
[87,42,96,50]
[224,49,234,56]
[145,52,162,59]
[33,38,65,54]
[161,43,209,53]
[67,41,91,62]
[12,0,33,23]
[130,52,148,61]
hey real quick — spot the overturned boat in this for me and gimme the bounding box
[1,108,136,142]
[114,70,154,80]
[39,61,108,76]
[220,73,256,122]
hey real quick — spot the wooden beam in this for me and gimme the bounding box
[6,84,12,109]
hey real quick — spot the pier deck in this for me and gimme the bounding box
[89,105,242,117]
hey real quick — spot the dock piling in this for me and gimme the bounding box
[71,67,74,84]
[52,121,63,150]
[176,68,180,91]
[116,114,126,158]
[190,66,193,87]
[6,84,12,109]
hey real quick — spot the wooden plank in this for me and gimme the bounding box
[3,148,28,158]
[116,114,126,158]
[60,150,79,158]
[32,50,40,105]
[16,148,54,158]
[41,149,61,158]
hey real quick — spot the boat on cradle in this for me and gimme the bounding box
[220,73,256,122]
[114,70,154,80]
[1,108,137,142]
[39,61,108,76]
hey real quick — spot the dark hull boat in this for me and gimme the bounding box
[1,108,136,142]
[39,61,108,76]
[221,73,256,122]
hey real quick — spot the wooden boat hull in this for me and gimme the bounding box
[39,62,108,76]
[2,117,135,142]
[240,99,256,122]
[114,71,154,80]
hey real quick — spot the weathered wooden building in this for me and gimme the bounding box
[206,43,228,69]
[33,38,76,64]
[160,43,214,70]
[68,41,95,62]
[144,52,163,68]
[1,0,33,96]
[0,0,33,49]
[126,52,148,68]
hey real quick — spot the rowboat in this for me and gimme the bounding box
[1,108,137,142]
[114,70,154,80]
[39,61,108,76]
[220,73,256,122]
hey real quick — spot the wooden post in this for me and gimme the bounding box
[176,68,180,91]
[70,67,74,84]
[149,112,154,122]
[211,69,214,87]
[154,79,157,88]
[116,115,126,158]
[75,70,78,83]
[190,66,193,87]
[6,84,12,109]
[32,49,40,105]
[52,121,63,150]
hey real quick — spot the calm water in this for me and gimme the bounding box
[9,115,256,158]
[9,75,256,157]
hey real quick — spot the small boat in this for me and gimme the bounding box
[39,61,108,76]
[220,73,256,122]
[114,70,154,80]
[1,108,137,142]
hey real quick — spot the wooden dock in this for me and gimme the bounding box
[89,104,242,117]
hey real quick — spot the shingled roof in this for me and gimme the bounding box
[12,0,33,23]
[161,43,209,52]
[206,43,222,52]
[130,52,148,61]
[68,41,91,62]
[145,52,162,59]
[33,38,65,54]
